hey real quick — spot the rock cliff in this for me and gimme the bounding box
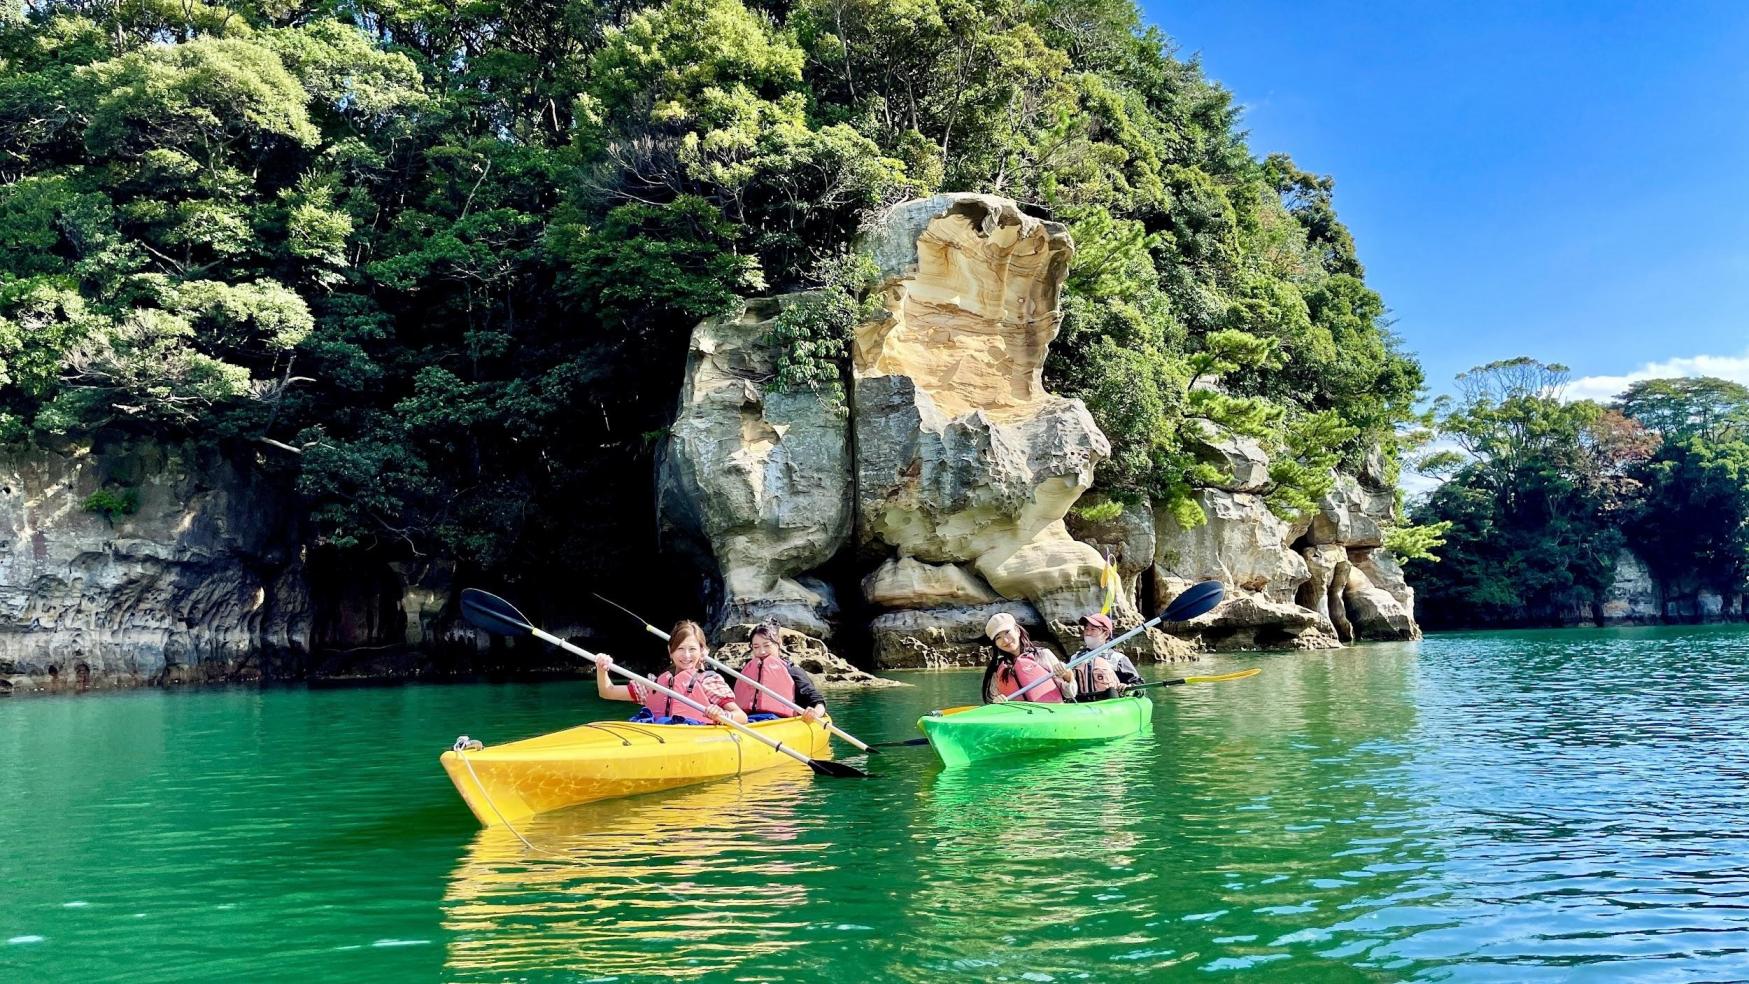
[0,439,309,692]
[658,194,1423,667]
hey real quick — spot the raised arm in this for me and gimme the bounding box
[595,655,634,702]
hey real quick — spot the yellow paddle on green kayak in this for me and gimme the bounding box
[1127,667,1261,690]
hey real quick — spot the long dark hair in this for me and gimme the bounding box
[981,626,1039,700]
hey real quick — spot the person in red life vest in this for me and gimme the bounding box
[595,620,749,725]
[980,611,1078,704]
[734,620,828,722]
[1069,612,1145,701]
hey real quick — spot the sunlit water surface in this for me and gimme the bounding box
[5,627,1749,981]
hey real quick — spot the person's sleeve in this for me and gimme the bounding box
[788,663,827,709]
[699,672,737,708]
[627,680,648,703]
[1114,652,1144,685]
[1050,652,1079,700]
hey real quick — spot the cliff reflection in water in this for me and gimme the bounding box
[442,767,821,981]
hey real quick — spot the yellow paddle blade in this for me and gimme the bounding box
[1182,668,1261,685]
[1098,558,1120,616]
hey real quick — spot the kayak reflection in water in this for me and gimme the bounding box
[1068,612,1145,702]
[595,620,750,725]
[981,611,1078,704]
[737,620,828,722]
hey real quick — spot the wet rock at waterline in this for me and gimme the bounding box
[714,624,902,688]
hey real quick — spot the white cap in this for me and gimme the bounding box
[984,612,1018,641]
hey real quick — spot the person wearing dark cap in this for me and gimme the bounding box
[1071,612,1145,701]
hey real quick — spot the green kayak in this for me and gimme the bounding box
[916,696,1154,768]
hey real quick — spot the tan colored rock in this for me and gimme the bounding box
[869,601,1050,669]
[1343,566,1420,641]
[863,556,1000,610]
[1174,594,1340,651]
[1351,548,1414,610]
[1063,494,1156,593]
[1308,473,1385,548]
[1598,549,1659,625]
[1300,544,1353,643]
[658,295,851,636]
[857,194,1072,421]
[854,193,1111,657]
[1153,490,1309,605]
[716,625,903,688]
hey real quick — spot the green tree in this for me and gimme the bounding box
[1614,376,1749,444]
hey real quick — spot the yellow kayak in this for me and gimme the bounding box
[440,716,834,826]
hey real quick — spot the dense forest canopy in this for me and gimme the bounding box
[0,0,1423,596]
[1407,359,1749,626]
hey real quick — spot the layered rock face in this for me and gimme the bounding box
[852,195,1117,664]
[1146,425,1420,649]
[0,439,310,693]
[659,193,1422,667]
[656,295,852,637]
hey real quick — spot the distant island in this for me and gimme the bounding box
[1405,359,1749,629]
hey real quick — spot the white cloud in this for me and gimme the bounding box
[1566,350,1749,403]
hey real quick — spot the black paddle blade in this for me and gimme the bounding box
[1159,579,1224,623]
[460,588,534,638]
[872,737,932,749]
[808,759,870,778]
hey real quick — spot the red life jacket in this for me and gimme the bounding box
[733,654,798,716]
[643,668,712,723]
[996,653,1065,703]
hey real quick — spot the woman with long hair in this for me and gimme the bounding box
[980,612,1078,704]
[595,620,749,724]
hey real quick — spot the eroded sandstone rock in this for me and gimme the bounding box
[1300,544,1353,642]
[863,556,1000,610]
[1343,565,1420,641]
[869,601,1049,669]
[715,624,902,688]
[853,194,1112,664]
[1153,490,1309,605]
[1598,549,1659,625]
[657,295,852,637]
[1184,419,1270,492]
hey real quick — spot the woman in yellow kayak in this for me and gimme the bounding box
[595,620,750,725]
[737,620,828,722]
[980,612,1077,703]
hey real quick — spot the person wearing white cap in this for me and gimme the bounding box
[980,611,1078,704]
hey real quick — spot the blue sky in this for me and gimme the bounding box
[1141,1,1749,402]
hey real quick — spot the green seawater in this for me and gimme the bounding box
[5,627,1749,982]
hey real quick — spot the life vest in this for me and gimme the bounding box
[644,668,713,723]
[733,654,797,716]
[1075,655,1121,694]
[995,652,1065,703]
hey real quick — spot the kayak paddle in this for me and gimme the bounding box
[591,592,881,755]
[460,589,868,779]
[1004,579,1225,702]
[1127,668,1261,690]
